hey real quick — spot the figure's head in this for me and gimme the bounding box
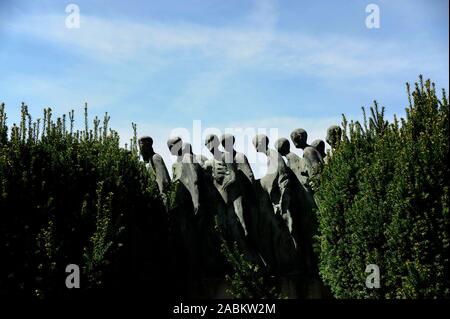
[205,134,220,154]
[167,136,183,156]
[220,133,235,152]
[274,138,290,156]
[182,142,193,156]
[252,134,269,153]
[181,143,195,163]
[311,139,326,158]
[290,128,308,149]
[326,125,342,148]
[138,136,154,161]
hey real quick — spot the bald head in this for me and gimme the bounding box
[252,134,269,153]
[326,125,342,148]
[220,133,235,152]
[205,134,220,152]
[290,128,308,149]
[139,136,153,146]
[311,139,326,159]
[139,136,154,161]
[182,142,193,156]
[274,137,290,156]
[167,136,183,156]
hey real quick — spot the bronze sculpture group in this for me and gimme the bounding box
[139,125,342,297]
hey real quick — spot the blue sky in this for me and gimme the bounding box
[0,0,448,176]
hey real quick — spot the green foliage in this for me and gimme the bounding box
[0,103,166,298]
[315,76,449,298]
[221,240,283,299]
[166,178,180,210]
[215,209,282,298]
[82,181,125,288]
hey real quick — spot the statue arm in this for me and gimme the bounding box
[239,154,255,182]
[203,159,213,176]
[303,148,323,188]
[200,155,208,166]
[152,154,171,192]
[181,163,201,215]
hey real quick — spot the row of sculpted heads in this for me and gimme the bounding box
[167,134,236,155]
[205,133,236,154]
[241,125,342,158]
[141,125,342,164]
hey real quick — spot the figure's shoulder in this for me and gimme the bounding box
[303,146,323,163]
[153,153,169,167]
[235,152,245,159]
[267,148,277,157]
[235,152,248,163]
[269,148,285,161]
[286,152,302,169]
[194,154,208,164]
[304,146,319,157]
[204,158,214,166]
[152,153,164,162]
[287,152,301,161]
[172,161,181,170]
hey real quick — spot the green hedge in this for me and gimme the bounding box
[0,104,167,298]
[315,76,449,298]
[2,76,448,299]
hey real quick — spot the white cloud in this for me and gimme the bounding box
[171,67,232,113]
[2,0,447,179]
[4,0,447,117]
[5,0,441,78]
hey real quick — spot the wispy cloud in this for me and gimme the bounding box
[4,0,447,119]
[2,0,447,178]
[5,0,444,78]
[171,67,232,113]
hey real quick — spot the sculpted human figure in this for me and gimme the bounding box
[167,136,183,176]
[326,125,342,150]
[324,125,342,164]
[290,128,323,189]
[203,134,226,182]
[217,133,256,237]
[253,134,294,236]
[311,139,326,161]
[275,136,318,261]
[205,134,223,161]
[275,136,323,297]
[220,133,255,183]
[195,153,209,168]
[167,136,229,283]
[166,136,200,291]
[251,134,302,275]
[179,141,208,167]
[204,134,249,236]
[274,138,303,180]
[167,138,202,214]
[181,142,195,162]
[203,134,263,268]
[139,136,171,194]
